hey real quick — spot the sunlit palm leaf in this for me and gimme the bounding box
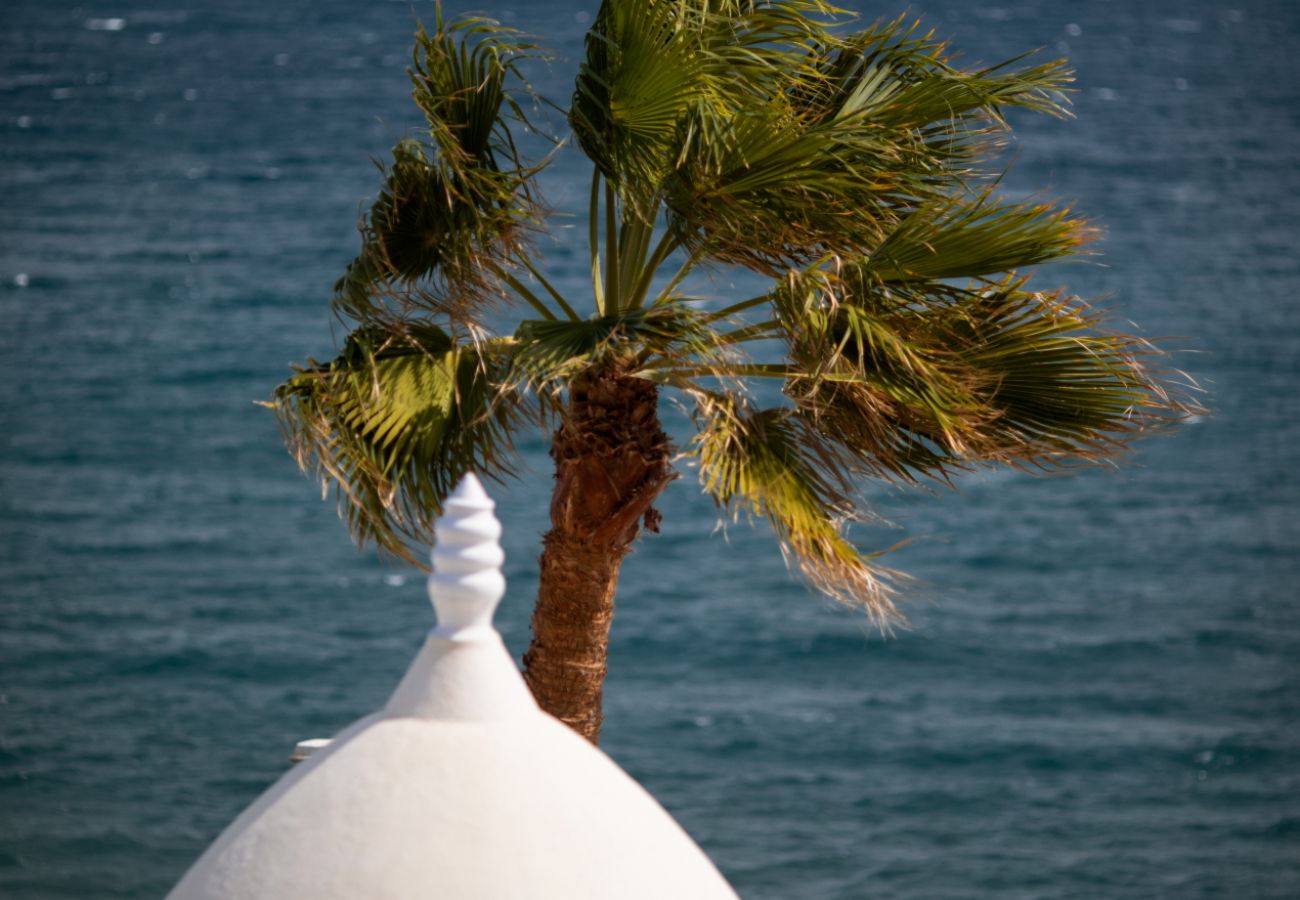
[572,0,836,218]
[770,271,983,483]
[691,393,901,625]
[269,324,525,564]
[943,280,1188,467]
[512,305,721,394]
[771,269,1194,481]
[793,17,1070,179]
[664,108,928,271]
[808,17,1072,127]
[653,11,1074,272]
[571,1,711,210]
[862,191,1093,283]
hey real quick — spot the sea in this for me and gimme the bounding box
[2,1,1298,897]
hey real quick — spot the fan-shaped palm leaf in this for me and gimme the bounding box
[572,0,838,216]
[269,324,525,563]
[691,393,900,626]
[944,279,1182,466]
[512,305,720,395]
[862,191,1092,283]
[770,269,1191,483]
[334,12,547,324]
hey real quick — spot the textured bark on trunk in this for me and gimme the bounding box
[522,365,673,744]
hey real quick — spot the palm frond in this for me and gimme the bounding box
[334,12,547,325]
[861,190,1093,283]
[771,271,982,483]
[690,393,901,626]
[512,304,720,395]
[807,17,1072,128]
[769,269,1199,481]
[791,17,1071,181]
[571,1,711,213]
[663,107,930,272]
[268,324,526,564]
[653,13,1074,273]
[938,279,1198,468]
[572,0,841,219]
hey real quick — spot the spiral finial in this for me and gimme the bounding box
[428,473,506,639]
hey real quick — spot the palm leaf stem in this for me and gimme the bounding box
[604,178,621,312]
[627,225,682,310]
[487,263,558,321]
[632,367,707,392]
[650,244,708,307]
[517,255,582,321]
[714,320,783,346]
[646,362,889,384]
[705,293,775,321]
[642,362,797,380]
[616,210,651,304]
[589,166,605,315]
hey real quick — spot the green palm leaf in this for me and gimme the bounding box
[334,11,546,324]
[572,0,836,217]
[862,191,1092,283]
[809,18,1072,127]
[652,11,1074,273]
[945,280,1185,466]
[512,305,721,395]
[269,324,525,563]
[691,393,901,625]
[664,107,925,271]
[571,0,711,209]
[772,270,1192,481]
[771,270,982,483]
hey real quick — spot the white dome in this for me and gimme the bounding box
[167,475,739,900]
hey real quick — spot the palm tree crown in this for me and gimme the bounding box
[270,1,1197,740]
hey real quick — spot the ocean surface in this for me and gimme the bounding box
[2,1,1298,897]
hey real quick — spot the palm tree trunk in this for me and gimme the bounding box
[522,364,673,744]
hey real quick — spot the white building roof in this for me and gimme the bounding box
[167,474,740,900]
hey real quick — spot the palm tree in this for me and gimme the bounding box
[270,1,1197,744]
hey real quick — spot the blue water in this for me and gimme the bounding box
[2,1,1298,897]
